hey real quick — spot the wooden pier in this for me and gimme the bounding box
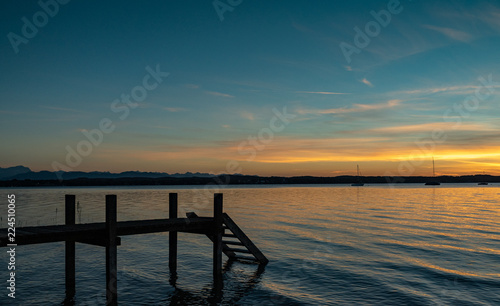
[0,193,268,305]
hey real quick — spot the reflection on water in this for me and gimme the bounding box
[1,184,500,305]
[161,261,266,305]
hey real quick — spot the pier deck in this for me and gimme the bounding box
[0,217,213,246]
[0,193,267,305]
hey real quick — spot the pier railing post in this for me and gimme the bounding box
[169,193,178,281]
[213,193,223,291]
[65,194,76,301]
[105,195,118,306]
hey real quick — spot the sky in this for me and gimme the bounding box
[1,0,500,177]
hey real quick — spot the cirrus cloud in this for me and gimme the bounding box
[205,91,234,98]
[297,99,403,115]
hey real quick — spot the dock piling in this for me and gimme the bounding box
[65,194,76,301]
[213,193,223,291]
[105,195,118,306]
[169,193,178,280]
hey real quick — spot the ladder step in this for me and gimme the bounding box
[222,240,243,246]
[233,256,258,262]
[222,233,237,238]
[228,248,251,254]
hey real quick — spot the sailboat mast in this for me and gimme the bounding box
[425,157,441,185]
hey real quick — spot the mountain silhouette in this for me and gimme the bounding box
[0,166,215,181]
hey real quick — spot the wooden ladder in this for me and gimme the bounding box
[186,212,268,265]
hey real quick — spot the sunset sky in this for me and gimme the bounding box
[2,0,500,176]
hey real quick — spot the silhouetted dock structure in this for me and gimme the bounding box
[0,193,268,305]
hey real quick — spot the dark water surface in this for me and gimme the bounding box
[1,184,499,305]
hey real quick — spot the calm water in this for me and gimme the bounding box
[1,184,500,305]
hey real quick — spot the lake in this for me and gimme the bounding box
[1,184,499,305]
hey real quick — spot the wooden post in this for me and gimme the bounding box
[213,193,223,291]
[169,193,178,281]
[65,194,76,301]
[105,195,118,306]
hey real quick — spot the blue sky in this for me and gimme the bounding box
[2,0,500,176]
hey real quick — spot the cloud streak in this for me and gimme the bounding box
[205,91,234,98]
[298,99,403,115]
[394,84,500,97]
[240,111,255,121]
[40,105,88,113]
[423,25,473,42]
[367,122,493,134]
[361,78,374,87]
[296,91,349,95]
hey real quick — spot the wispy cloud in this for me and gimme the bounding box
[296,91,348,95]
[298,99,402,115]
[163,107,187,112]
[185,84,199,89]
[205,91,234,98]
[240,111,255,121]
[395,84,500,96]
[367,122,493,134]
[479,9,500,30]
[40,105,87,113]
[361,78,374,87]
[399,85,478,95]
[222,124,230,128]
[423,25,472,42]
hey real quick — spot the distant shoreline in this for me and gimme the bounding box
[0,175,498,187]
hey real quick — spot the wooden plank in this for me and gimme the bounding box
[169,193,178,277]
[116,217,213,236]
[1,224,88,245]
[0,224,104,246]
[227,248,252,254]
[25,227,61,234]
[0,217,215,247]
[0,218,214,247]
[13,229,39,236]
[233,256,259,262]
[223,213,268,265]
[105,195,118,306]
[222,241,243,246]
[65,194,76,301]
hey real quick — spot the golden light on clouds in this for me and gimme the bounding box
[86,132,500,176]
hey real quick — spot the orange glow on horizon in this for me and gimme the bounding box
[62,137,500,177]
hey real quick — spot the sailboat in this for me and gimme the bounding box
[424,157,440,185]
[478,170,488,185]
[351,164,364,186]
